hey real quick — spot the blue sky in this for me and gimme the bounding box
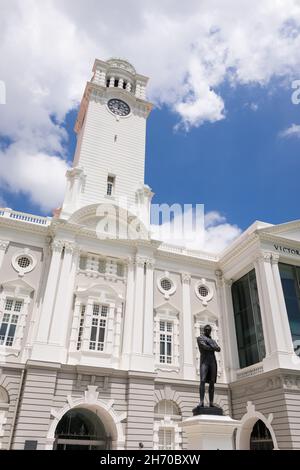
[3,80,299,233]
[1,1,300,251]
[147,81,300,231]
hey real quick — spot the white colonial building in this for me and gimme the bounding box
[0,58,300,450]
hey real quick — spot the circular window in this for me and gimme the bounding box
[17,256,31,269]
[161,278,172,291]
[195,279,213,304]
[12,251,36,275]
[198,285,209,298]
[157,274,176,298]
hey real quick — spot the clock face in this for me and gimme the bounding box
[107,98,130,116]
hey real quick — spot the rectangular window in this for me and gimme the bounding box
[98,259,106,274]
[232,269,265,368]
[279,263,300,355]
[0,298,23,347]
[76,304,86,351]
[106,175,115,196]
[116,262,124,277]
[159,321,173,364]
[89,304,108,351]
[158,428,174,450]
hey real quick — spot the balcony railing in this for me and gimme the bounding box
[0,208,51,226]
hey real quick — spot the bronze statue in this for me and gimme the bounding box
[197,324,220,408]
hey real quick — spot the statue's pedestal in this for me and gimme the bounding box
[181,413,241,450]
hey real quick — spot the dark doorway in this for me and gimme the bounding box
[53,408,112,450]
[250,420,274,450]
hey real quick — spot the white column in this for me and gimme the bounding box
[82,299,93,351]
[121,257,135,369]
[143,259,154,356]
[254,251,295,370]
[99,70,106,86]
[118,78,124,89]
[215,270,239,382]
[173,316,180,368]
[109,76,115,87]
[135,82,141,98]
[130,255,145,369]
[0,241,9,270]
[14,297,30,350]
[181,273,195,380]
[69,299,82,352]
[33,240,64,345]
[113,304,123,365]
[48,243,79,350]
[271,254,294,353]
[105,304,115,355]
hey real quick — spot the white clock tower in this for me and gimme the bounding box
[60,58,153,223]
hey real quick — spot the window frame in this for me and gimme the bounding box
[231,269,266,369]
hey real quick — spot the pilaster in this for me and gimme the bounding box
[0,241,9,271]
[31,240,64,359]
[254,251,296,370]
[181,272,195,380]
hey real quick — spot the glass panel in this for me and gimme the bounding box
[279,263,300,354]
[90,326,97,342]
[232,269,265,368]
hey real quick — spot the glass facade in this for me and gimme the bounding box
[279,263,300,355]
[232,269,265,368]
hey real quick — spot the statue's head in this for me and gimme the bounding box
[203,324,212,337]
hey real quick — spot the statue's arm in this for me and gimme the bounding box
[197,336,214,351]
[208,338,221,352]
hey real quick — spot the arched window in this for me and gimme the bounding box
[154,400,181,417]
[154,400,182,451]
[250,420,274,450]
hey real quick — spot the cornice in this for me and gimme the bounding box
[219,232,259,268]
[156,248,219,269]
[0,215,51,236]
[257,219,300,235]
[258,232,300,247]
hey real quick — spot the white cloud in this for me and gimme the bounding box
[279,123,300,138]
[0,143,69,212]
[1,0,300,210]
[151,208,241,253]
[204,212,242,253]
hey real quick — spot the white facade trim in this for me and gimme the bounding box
[236,401,279,450]
[47,385,126,450]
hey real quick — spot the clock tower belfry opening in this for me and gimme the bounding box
[60,58,153,223]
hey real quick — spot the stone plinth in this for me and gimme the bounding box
[181,414,240,450]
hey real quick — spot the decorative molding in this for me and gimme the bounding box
[145,258,155,269]
[255,251,272,264]
[48,385,126,450]
[0,241,9,251]
[181,272,191,284]
[271,253,280,265]
[236,401,279,450]
[157,272,177,300]
[51,240,65,252]
[11,249,37,277]
[194,278,213,306]
[64,241,77,255]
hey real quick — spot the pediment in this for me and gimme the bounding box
[259,220,300,243]
[193,308,218,323]
[75,282,122,302]
[1,278,34,295]
[154,301,180,314]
